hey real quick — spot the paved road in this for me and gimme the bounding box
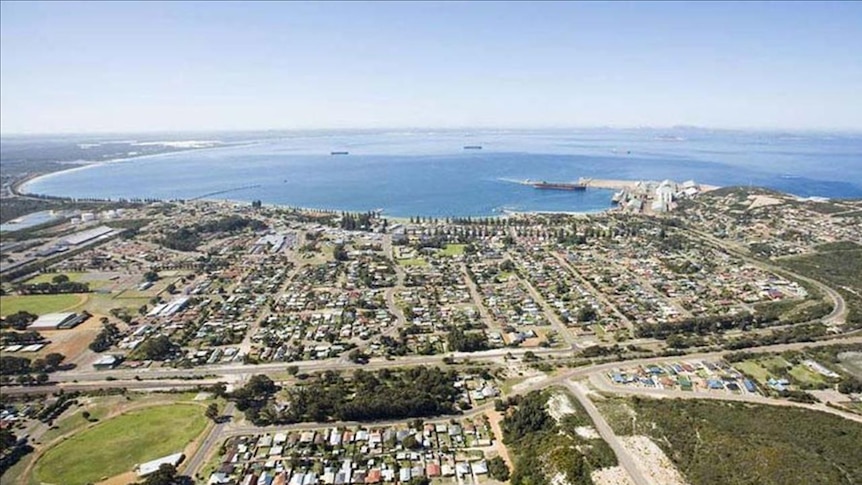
[507,251,579,348]
[8,335,861,398]
[565,380,651,485]
[183,402,235,478]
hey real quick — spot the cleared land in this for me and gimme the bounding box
[0,293,85,316]
[33,403,207,485]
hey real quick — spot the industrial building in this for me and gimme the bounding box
[28,312,89,330]
[61,225,116,246]
[136,452,184,477]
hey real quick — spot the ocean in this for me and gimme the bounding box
[19,129,862,217]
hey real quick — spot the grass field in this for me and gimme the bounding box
[787,364,826,385]
[26,272,110,290]
[398,257,428,267]
[733,356,793,384]
[33,404,207,485]
[0,293,84,316]
[442,244,466,256]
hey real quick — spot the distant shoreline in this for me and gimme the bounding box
[13,141,252,197]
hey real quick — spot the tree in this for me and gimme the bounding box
[52,274,70,284]
[0,428,17,449]
[333,243,349,261]
[577,305,597,322]
[44,352,65,370]
[286,365,300,376]
[488,456,510,481]
[143,270,160,282]
[165,283,177,294]
[402,433,422,450]
[2,311,37,330]
[133,335,178,361]
[348,349,369,364]
[205,402,219,421]
[140,463,180,485]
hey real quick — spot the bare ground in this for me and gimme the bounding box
[619,435,688,485]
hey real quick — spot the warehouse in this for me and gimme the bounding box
[61,225,116,246]
[29,312,89,330]
[136,452,184,477]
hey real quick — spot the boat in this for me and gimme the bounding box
[331,151,349,155]
[529,180,587,191]
[463,145,482,150]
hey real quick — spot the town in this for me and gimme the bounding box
[2,186,862,485]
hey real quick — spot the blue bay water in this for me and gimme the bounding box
[20,129,862,217]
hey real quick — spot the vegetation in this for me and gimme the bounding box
[0,293,82,317]
[722,323,828,350]
[339,211,377,231]
[780,248,862,327]
[17,274,90,294]
[0,310,37,330]
[231,368,461,425]
[89,322,122,352]
[447,328,488,352]
[34,404,206,485]
[131,463,192,485]
[487,456,510,481]
[159,215,267,251]
[0,427,33,477]
[501,390,617,485]
[131,335,180,361]
[636,312,770,339]
[616,398,862,485]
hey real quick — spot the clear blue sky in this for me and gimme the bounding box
[2,1,860,133]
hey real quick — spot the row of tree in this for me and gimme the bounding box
[17,274,89,295]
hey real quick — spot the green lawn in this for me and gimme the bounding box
[788,365,826,385]
[34,404,207,485]
[442,244,466,256]
[26,272,110,290]
[0,294,84,317]
[398,257,428,267]
[733,360,772,383]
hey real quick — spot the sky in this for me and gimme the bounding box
[1,1,861,134]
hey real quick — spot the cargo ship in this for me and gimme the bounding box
[331,151,349,155]
[463,145,482,150]
[527,180,587,191]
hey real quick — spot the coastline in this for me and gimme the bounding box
[13,141,255,197]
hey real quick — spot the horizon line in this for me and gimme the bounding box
[3,124,861,138]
